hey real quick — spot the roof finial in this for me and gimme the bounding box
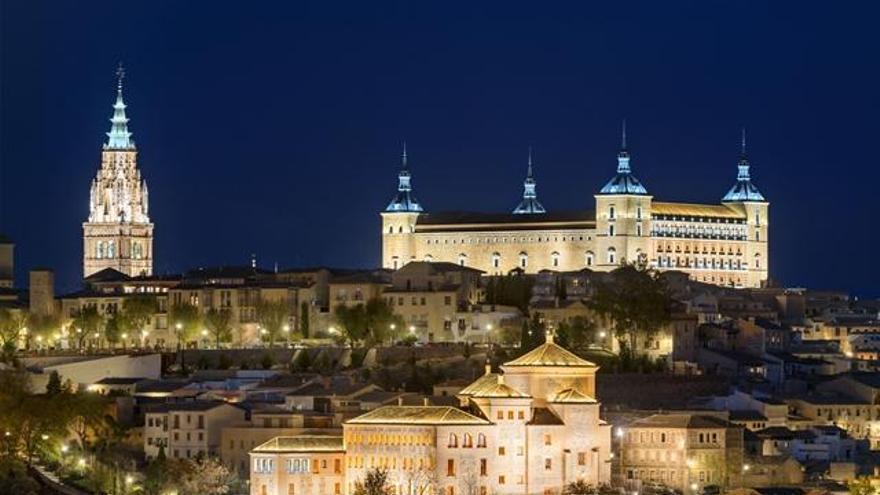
[527,146,533,177]
[545,329,554,344]
[402,141,408,168]
[740,127,747,158]
[621,118,627,150]
[115,62,126,95]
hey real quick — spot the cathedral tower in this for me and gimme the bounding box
[82,65,154,278]
[381,144,423,270]
[594,121,652,268]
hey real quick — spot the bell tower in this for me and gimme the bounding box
[82,64,154,278]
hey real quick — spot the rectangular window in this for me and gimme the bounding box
[545,458,552,470]
[578,452,587,465]
[480,458,487,476]
[498,446,506,456]
[447,459,455,477]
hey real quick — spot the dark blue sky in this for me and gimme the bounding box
[1,1,877,296]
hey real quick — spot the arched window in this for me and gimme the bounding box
[637,206,642,220]
[609,225,615,237]
[756,230,760,242]
[519,252,528,269]
[132,242,142,260]
[754,254,761,269]
[398,226,404,233]
[388,226,394,234]
[424,254,434,262]
[477,433,487,448]
[448,433,458,448]
[607,247,617,265]
[492,252,501,269]
[96,241,105,259]
[585,251,594,267]
[458,253,467,267]
[392,256,399,270]
[609,206,616,219]
[463,433,473,448]
[107,241,116,258]
[636,223,642,236]
[551,251,560,267]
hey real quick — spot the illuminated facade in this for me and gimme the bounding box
[381,129,769,288]
[250,335,612,494]
[83,66,154,278]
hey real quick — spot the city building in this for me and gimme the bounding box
[250,334,612,494]
[381,129,769,288]
[143,401,245,461]
[83,66,154,278]
[620,413,744,493]
[250,436,346,495]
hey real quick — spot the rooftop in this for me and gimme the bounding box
[630,413,730,429]
[253,435,344,453]
[346,406,491,425]
[503,334,598,368]
[652,202,745,219]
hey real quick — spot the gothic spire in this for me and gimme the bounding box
[723,127,765,202]
[513,147,546,214]
[105,63,135,150]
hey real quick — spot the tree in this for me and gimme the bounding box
[172,457,236,495]
[45,371,63,396]
[104,313,129,348]
[588,264,671,356]
[848,476,875,495]
[353,468,392,495]
[300,301,310,338]
[256,299,289,347]
[122,294,157,334]
[204,308,233,349]
[26,312,62,348]
[169,303,202,346]
[457,459,481,495]
[335,304,368,347]
[71,306,104,350]
[563,480,598,495]
[0,308,26,349]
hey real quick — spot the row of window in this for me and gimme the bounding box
[423,234,592,245]
[94,240,146,259]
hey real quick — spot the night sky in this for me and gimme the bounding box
[1,1,878,296]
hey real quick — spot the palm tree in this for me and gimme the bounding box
[204,308,233,349]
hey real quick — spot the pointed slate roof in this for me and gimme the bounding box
[599,120,648,195]
[513,149,547,214]
[504,333,598,368]
[385,143,424,212]
[723,129,765,202]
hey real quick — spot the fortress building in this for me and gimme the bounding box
[381,127,768,288]
[83,65,154,278]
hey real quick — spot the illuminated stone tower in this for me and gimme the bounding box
[82,65,154,278]
[594,121,652,268]
[381,144,423,270]
[722,129,768,287]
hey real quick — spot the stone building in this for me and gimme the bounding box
[381,128,769,288]
[83,66,154,278]
[621,413,744,493]
[249,334,612,495]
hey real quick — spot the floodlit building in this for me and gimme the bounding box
[82,66,154,278]
[250,334,612,494]
[381,129,769,288]
[143,401,245,461]
[621,413,744,493]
